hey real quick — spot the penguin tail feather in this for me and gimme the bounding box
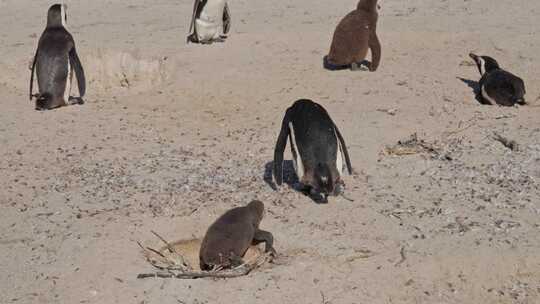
[323,56,350,71]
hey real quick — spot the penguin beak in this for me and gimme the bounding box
[469,53,479,63]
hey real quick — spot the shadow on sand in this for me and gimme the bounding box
[263,160,328,204]
[457,77,490,105]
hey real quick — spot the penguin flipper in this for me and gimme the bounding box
[515,78,526,104]
[29,50,38,100]
[69,47,86,97]
[273,108,292,186]
[223,2,231,35]
[187,0,204,43]
[333,123,353,175]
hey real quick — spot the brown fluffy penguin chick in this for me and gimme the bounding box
[325,0,381,71]
[199,200,276,271]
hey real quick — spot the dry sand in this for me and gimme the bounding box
[1,0,540,303]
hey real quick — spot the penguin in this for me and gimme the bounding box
[469,53,526,106]
[29,4,86,111]
[199,200,276,271]
[187,0,231,44]
[324,0,381,71]
[273,99,353,202]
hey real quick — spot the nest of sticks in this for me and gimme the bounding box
[137,231,273,279]
[384,133,440,156]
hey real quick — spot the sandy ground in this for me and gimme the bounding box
[1,0,540,303]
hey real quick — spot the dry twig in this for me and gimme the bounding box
[384,133,440,157]
[394,246,406,267]
[137,252,272,279]
[493,132,519,151]
[137,233,272,280]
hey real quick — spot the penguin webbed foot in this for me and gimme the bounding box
[68,96,85,105]
[265,246,278,258]
[186,33,199,44]
[515,98,527,106]
[212,36,227,43]
[350,60,371,72]
[228,254,244,268]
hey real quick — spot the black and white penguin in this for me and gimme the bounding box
[273,99,353,201]
[469,53,526,106]
[29,4,86,111]
[187,0,231,44]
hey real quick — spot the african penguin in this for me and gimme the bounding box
[187,0,231,44]
[469,53,526,106]
[30,4,86,110]
[324,0,381,71]
[273,99,353,202]
[199,200,276,271]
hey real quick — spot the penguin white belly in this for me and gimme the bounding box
[196,0,225,42]
[63,59,72,104]
[288,122,305,180]
[481,85,496,105]
[335,131,344,176]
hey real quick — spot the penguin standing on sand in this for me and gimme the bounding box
[30,4,86,110]
[469,53,526,106]
[324,0,381,71]
[273,99,353,202]
[187,0,231,44]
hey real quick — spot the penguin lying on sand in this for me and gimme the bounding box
[273,99,353,202]
[469,53,526,106]
[187,0,231,44]
[30,4,86,111]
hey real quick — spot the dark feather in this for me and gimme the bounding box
[69,47,85,97]
[29,50,38,100]
[273,108,292,186]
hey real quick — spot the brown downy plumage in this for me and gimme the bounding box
[325,0,381,71]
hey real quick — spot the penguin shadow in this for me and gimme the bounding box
[263,161,328,204]
[457,77,489,105]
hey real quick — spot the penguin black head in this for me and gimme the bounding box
[310,163,340,200]
[469,53,500,76]
[35,94,64,111]
[47,4,67,28]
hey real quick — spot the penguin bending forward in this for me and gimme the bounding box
[187,0,231,44]
[30,4,86,111]
[199,200,276,271]
[469,53,526,106]
[273,99,353,202]
[324,0,381,71]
